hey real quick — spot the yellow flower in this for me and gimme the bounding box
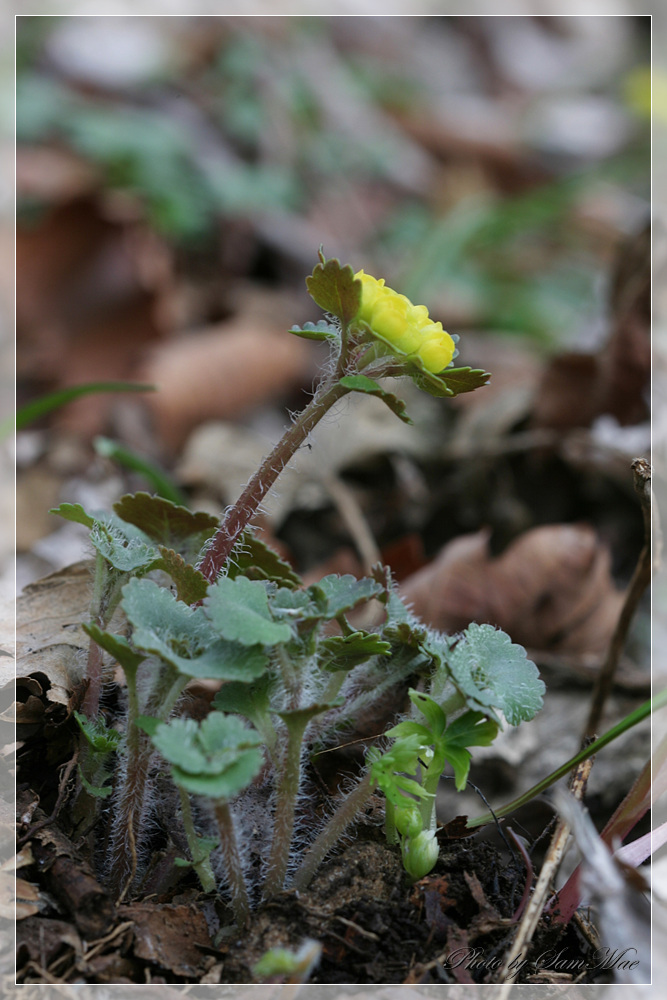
[354,270,455,374]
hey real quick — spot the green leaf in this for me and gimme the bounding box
[288,320,340,342]
[409,691,447,738]
[123,578,268,681]
[79,769,114,799]
[90,515,162,574]
[447,623,545,726]
[113,492,218,561]
[82,624,146,679]
[227,530,302,589]
[204,576,293,647]
[338,375,413,424]
[49,502,95,529]
[270,587,321,622]
[50,503,163,574]
[150,711,264,799]
[440,711,500,791]
[309,574,384,619]
[154,547,208,604]
[95,439,187,506]
[318,631,392,671]
[443,710,499,750]
[212,675,274,738]
[135,715,162,737]
[174,835,217,868]
[73,711,121,754]
[411,366,491,399]
[306,256,362,326]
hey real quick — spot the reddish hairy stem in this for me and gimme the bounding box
[198,381,350,583]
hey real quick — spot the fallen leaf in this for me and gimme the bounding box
[16,916,83,967]
[16,560,94,705]
[120,902,213,977]
[143,317,313,450]
[400,524,624,655]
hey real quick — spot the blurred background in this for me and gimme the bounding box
[9,12,658,833]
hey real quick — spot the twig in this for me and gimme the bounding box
[584,458,652,737]
[496,754,593,984]
[17,749,79,848]
[321,473,382,574]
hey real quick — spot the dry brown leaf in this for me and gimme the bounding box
[400,524,624,655]
[16,560,94,705]
[143,317,313,450]
[120,902,213,978]
[16,916,83,966]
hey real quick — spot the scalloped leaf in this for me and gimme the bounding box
[122,578,268,681]
[150,712,263,799]
[289,319,340,342]
[306,256,361,326]
[113,492,218,561]
[338,375,413,424]
[155,547,208,604]
[227,530,302,589]
[411,366,491,398]
[309,573,384,619]
[90,514,162,573]
[318,631,391,672]
[447,623,545,726]
[50,502,95,529]
[204,576,293,647]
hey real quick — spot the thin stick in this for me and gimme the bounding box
[496,755,593,984]
[18,750,79,847]
[584,458,651,737]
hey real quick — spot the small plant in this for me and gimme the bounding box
[52,253,546,924]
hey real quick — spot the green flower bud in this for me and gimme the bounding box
[401,829,439,880]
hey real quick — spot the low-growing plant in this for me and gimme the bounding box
[52,252,548,924]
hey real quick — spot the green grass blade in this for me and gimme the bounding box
[94,437,187,506]
[466,689,667,829]
[8,381,156,436]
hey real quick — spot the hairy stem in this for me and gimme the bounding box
[214,800,251,927]
[198,381,351,583]
[291,770,373,892]
[262,718,308,899]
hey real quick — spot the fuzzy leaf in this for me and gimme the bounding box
[113,492,218,561]
[150,712,263,799]
[289,320,340,342]
[74,711,121,754]
[212,675,274,735]
[306,256,362,326]
[90,515,162,573]
[227,530,302,589]
[309,574,384,618]
[123,578,268,681]
[82,623,146,679]
[205,576,293,647]
[338,375,413,424]
[318,631,391,671]
[270,587,321,622]
[447,623,545,726]
[412,366,491,398]
[49,501,95,529]
[155,547,208,604]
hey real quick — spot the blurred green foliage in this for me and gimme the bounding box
[15,17,649,346]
